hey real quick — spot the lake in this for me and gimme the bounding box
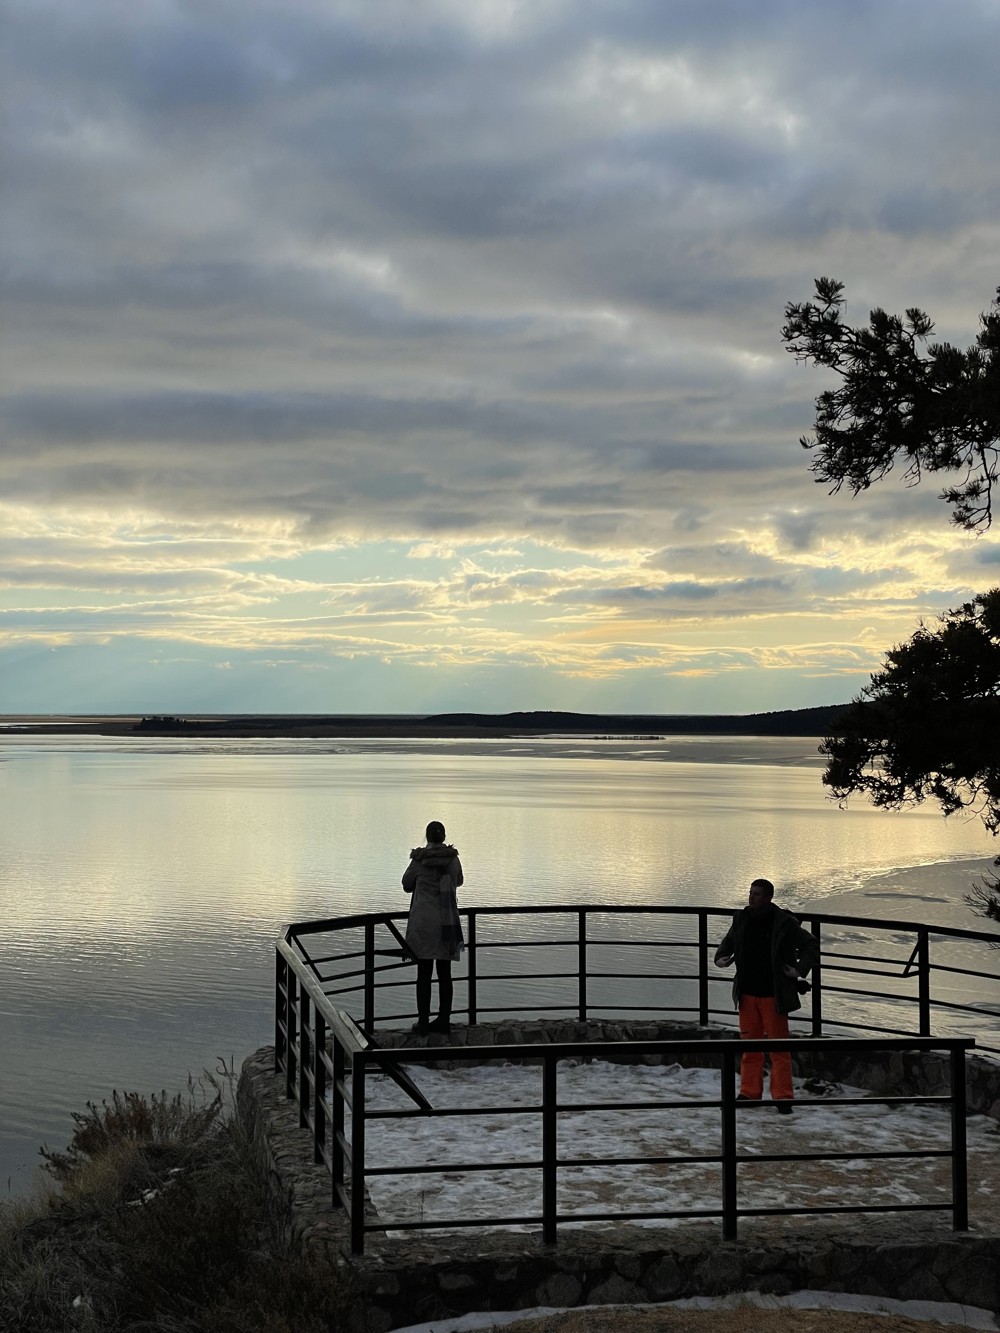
[1,731,995,1194]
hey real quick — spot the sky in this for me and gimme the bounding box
[2,0,999,716]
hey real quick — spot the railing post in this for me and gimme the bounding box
[466,911,478,1025]
[298,990,311,1127]
[285,970,297,1101]
[274,948,286,1074]
[578,910,587,1022]
[698,911,709,1025]
[331,1033,345,1198]
[950,1046,969,1231]
[314,1009,327,1166]
[721,1047,738,1240]
[542,1054,558,1245]
[351,1051,367,1254]
[917,928,931,1036]
[810,920,823,1036]
[364,921,376,1032]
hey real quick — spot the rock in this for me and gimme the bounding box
[588,1273,642,1304]
[536,1271,582,1306]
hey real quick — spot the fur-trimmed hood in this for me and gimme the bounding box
[408,843,459,868]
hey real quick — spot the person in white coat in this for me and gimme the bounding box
[402,820,464,1035]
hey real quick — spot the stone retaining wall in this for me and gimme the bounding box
[237,1026,1000,1333]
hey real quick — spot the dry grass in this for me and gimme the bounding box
[0,1070,341,1333]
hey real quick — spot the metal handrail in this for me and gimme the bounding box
[275,936,975,1254]
[283,903,1000,1056]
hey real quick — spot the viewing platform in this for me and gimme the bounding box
[238,904,1000,1331]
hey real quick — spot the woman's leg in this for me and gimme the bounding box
[415,959,433,1032]
[435,959,453,1024]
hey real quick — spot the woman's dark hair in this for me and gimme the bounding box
[425,820,446,844]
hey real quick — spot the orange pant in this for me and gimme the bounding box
[738,994,794,1101]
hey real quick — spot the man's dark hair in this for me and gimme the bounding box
[426,820,446,843]
[750,877,775,897]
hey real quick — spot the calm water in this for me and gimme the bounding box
[1,733,995,1194]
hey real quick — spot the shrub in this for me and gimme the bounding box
[1,1075,342,1332]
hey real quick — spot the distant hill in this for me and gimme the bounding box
[128,705,850,738]
[425,706,850,737]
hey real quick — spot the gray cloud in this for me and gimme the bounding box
[2,0,999,708]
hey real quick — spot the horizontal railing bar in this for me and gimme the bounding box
[316,962,403,984]
[738,1149,952,1163]
[470,940,579,950]
[585,972,702,982]
[732,1094,951,1109]
[365,1105,542,1120]
[537,1099,724,1113]
[791,1013,915,1034]
[364,1214,542,1231]
[819,951,915,965]
[554,1207,722,1222]
[468,1001,733,1014]
[339,979,421,997]
[461,1001,579,1014]
[799,913,997,944]
[300,948,368,966]
[470,970,582,981]
[822,963,921,982]
[365,1159,544,1176]
[816,981,928,1002]
[738,1202,949,1218]
[287,902,1000,944]
[364,1099,722,1120]
[351,1036,974,1069]
[368,1198,954,1236]
[559,1154,723,1168]
[926,962,999,982]
[923,998,1000,1017]
[369,1197,956,1235]
[359,1094,953,1123]
[471,938,705,951]
[816,983,925,1004]
[581,939,706,949]
[321,982,366,998]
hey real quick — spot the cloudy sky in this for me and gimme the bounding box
[2,0,998,716]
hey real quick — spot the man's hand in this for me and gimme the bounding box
[715,952,734,967]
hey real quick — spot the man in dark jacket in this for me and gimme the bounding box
[714,878,819,1113]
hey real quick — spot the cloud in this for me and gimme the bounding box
[2,0,999,709]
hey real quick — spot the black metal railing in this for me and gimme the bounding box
[282,903,1000,1056]
[274,937,974,1254]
